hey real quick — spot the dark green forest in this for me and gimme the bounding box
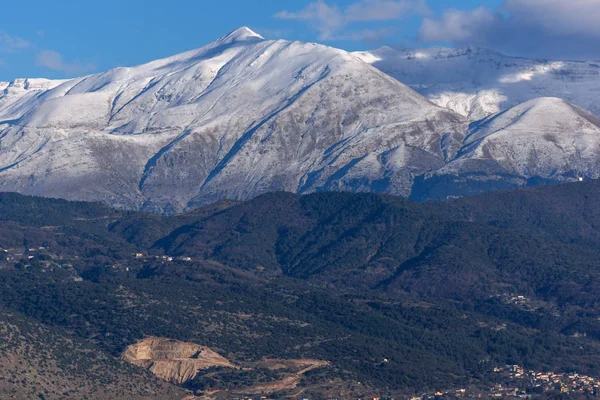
[3,181,600,396]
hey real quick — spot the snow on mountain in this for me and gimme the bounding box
[452,97,600,176]
[0,78,68,121]
[0,27,466,213]
[412,98,600,200]
[355,46,600,121]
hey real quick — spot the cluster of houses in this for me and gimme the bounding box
[134,253,193,262]
[0,246,47,263]
[499,365,600,396]
[0,246,194,273]
[411,365,600,399]
[0,246,85,281]
[495,294,547,313]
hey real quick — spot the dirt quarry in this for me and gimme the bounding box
[122,337,332,398]
[122,337,235,384]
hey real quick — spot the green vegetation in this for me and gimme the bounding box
[0,306,185,400]
[3,181,600,396]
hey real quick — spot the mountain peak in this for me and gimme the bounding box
[496,97,582,120]
[218,27,265,44]
[520,96,569,107]
[464,97,600,148]
[0,26,465,213]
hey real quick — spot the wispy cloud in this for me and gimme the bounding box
[419,0,600,60]
[275,1,344,40]
[420,7,495,44]
[0,32,31,53]
[37,50,96,76]
[275,0,429,41]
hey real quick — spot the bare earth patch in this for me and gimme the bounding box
[122,337,235,384]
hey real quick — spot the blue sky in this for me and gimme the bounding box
[1,0,597,81]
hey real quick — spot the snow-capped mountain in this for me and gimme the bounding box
[355,46,600,121]
[3,30,600,210]
[412,98,600,200]
[0,27,466,213]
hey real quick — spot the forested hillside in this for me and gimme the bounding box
[3,182,600,398]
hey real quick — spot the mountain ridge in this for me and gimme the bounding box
[2,29,600,211]
[0,27,466,213]
[355,45,600,121]
[411,97,600,200]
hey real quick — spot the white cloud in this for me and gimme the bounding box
[420,7,496,44]
[37,50,96,76]
[0,32,31,52]
[503,0,600,38]
[418,0,600,60]
[275,1,344,40]
[275,0,428,41]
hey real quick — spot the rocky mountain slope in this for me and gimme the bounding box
[355,46,600,121]
[3,31,600,208]
[0,27,465,213]
[412,97,600,199]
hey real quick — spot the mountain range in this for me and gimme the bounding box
[1,28,599,212]
[355,45,600,121]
